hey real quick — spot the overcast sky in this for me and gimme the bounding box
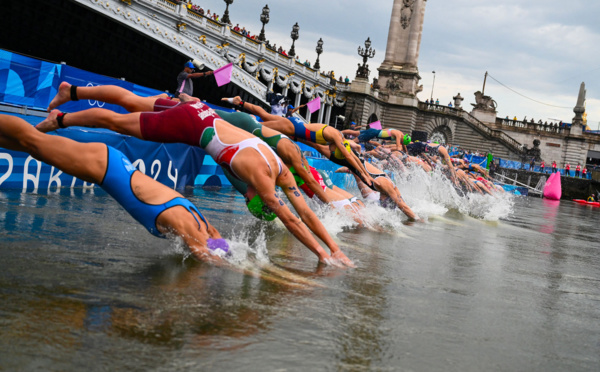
[197,0,600,129]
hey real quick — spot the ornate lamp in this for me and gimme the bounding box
[314,38,323,70]
[258,5,270,42]
[288,22,300,57]
[221,0,233,25]
[356,37,375,78]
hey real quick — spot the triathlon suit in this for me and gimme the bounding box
[357,128,381,143]
[100,145,207,237]
[139,100,282,180]
[215,109,293,152]
[406,142,440,157]
[291,165,334,199]
[328,140,378,190]
[154,98,182,111]
[377,129,393,139]
[288,116,328,145]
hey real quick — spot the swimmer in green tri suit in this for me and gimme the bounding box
[214,109,339,206]
[222,96,375,188]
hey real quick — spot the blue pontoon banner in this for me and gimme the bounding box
[0,49,234,190]
[0,49,158,113]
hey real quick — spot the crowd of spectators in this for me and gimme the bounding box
[501,116,566,133]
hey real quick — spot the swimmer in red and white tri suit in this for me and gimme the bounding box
[38,82,355,268]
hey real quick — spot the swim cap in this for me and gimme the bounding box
[288,104,294,110]
[185,61,195,69]
[403,134,411,145]
[207,238,229,254]
[246,194,277,221]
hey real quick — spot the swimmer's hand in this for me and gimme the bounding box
[331,250,356,268]
[221,96,242,106]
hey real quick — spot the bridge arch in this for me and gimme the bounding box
[422,116,456,145]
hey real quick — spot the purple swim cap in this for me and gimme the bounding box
[207,238,229,254]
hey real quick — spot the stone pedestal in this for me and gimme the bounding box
[349,77,371,95]
[470,108,497,125]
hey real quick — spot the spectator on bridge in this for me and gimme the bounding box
[233,24,240,32]
[513,116,517,121]
[175,61,213,98]
[435,98,440,105]
[530,157,535,171]
[425,99,429,104]
[575,163,581,177]
[345,76,350,83]
[582,166,588,179]
[564,162,571,176]
[540,160,545,173]
[551,161,557,173]
[448,102,453,107]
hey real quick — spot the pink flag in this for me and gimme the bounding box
[306,97,321,113]
[369,120,382,130]
[213,63,233,87]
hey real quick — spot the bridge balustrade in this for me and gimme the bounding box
[497,118,565,134]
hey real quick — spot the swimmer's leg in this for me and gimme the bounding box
[0,114,107,184]
[48,82,164,113]
[37,109,143,138]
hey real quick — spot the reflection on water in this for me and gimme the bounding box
[0,189,599,371]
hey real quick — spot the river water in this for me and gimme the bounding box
[0,182,599,371]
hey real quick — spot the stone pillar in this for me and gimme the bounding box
[380,0,427,72]
[317,101,325,123]
[376,0,427,104]
[324,104,332,125]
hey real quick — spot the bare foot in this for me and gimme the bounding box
[47,82,72,112]
[36,110,61,133]
[178,93,200,103]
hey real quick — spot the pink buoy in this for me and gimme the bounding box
[543,172,562,200]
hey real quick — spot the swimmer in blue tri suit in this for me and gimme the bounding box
[0,114,228,263]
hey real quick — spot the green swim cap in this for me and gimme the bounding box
[246,194,277,221]
[403,134,411,145]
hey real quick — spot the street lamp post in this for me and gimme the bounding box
[258,4,269,42]
[356,37,375,78]
[221,0,233,25]
[288,22,300,57]
[314,38,323,70]
[430,71,436,102]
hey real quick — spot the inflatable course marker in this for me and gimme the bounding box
[543,172,562,200]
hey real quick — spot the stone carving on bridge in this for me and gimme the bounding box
[521,139,542,162]
[385,74,403,95]
[401,0,416,29]
[472,91,497,111]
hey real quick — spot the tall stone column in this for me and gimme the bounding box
[377,0,427,105]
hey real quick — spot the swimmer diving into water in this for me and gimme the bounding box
[0,114,226,263]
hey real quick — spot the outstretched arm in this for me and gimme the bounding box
[222,96,282,122]
[277,171,354,267]
[188,71,214,78]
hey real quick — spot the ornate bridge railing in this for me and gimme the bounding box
[75,0,347,122]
